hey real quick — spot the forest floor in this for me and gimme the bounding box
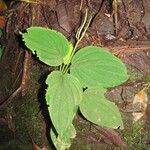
[0,0,150,149]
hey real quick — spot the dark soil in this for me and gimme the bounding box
[0,0,150,149]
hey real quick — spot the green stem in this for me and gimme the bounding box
[59,64,62,71]
[61,64,66,73]
[63,40,80,73]
[76,9,88,40]
[62,9,92,74]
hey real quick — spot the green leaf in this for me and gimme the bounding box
[70,46,129,88]
[50,124,76,150]
[22,27,70,66]
[46,71,82,137]
[80,88,124,129]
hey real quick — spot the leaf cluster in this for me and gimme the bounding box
[21,27,129,149]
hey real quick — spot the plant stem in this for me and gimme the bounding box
[76,9,88,40]
[61,63,66,73]
[62,9,92,74]
[62,40,80,73]
[59,64,62,71]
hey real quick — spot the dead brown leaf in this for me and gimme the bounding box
[33,143,48,150]
[133,89,148,122]
[94,125,128,148]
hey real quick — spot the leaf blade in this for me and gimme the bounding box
[22,27,70,66]
[50,124,76,150]
[80,88,124,129]
[46,71,82,136]
[70,46,129,88]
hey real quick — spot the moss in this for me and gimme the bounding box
[128,70,143,81]
[127,66,150,83]
[123,121,150,150]
[70,115,123,150]
[2,64,50,149]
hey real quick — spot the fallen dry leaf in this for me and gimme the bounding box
[56,1,72,33]
[93,125,128,148]
[33,143,48,150]
[132,89,148,122]
[0,0,7,28]
[0,16,5,28]
[0,0,7,11]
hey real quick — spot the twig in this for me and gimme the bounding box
[62,9,92,73]
[80,0,84,10]
[112,0,118,34]
[13,51,22,74]
[0,87,22,109]
[21,51,31,96]
[107,46,150,55]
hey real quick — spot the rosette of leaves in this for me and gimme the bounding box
[22,27,129,150]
